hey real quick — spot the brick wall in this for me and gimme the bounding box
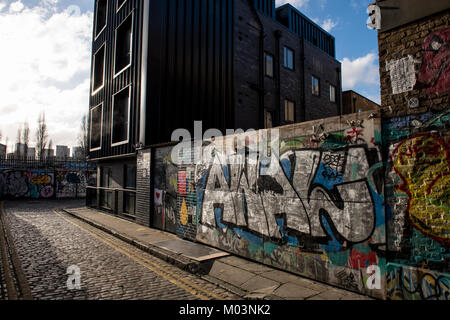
[234,0,341,129]
[378,10,449,300]
[136,150,151,227]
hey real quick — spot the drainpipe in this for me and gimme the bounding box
[248,0,265,129]
[337,67,343,116]
[139,0,150,147]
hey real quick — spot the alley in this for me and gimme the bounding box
[0,200,238,300]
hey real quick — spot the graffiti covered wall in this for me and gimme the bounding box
[180,112,387,298]
[0,170,55,199]
[379,12,449,300]
[0,164,97,200]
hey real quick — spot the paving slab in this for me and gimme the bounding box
[235,262,274,274]
[240,276,280,293]
[273,283,321,300]
[208,261,255,288]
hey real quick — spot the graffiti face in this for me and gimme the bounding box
[415,28,450,95]
[392,134,449,245]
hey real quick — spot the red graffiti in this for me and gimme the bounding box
[415,28,450,95]
[178,171,187,195]
[348,249,377,269]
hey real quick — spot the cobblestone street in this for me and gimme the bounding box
[1,200,239,300]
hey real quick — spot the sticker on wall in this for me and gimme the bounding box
[154,189,163,206]
[386,55,419,95]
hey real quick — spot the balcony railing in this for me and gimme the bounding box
[86,186,136,219]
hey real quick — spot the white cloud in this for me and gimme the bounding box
[341,53,380,89]
[9,1,24,13]
[0,2,6,12]
[276,0,309,10]
[0,1,93,151]
[314,18,338,32]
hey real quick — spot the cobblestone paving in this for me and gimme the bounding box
[3,200,239,300]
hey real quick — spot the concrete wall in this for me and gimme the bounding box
[378,10,449,300]
[182,111,386,299]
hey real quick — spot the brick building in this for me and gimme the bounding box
[87,0,342,220]
[342,90,380,115]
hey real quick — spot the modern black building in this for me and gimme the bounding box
[88,0,342,219]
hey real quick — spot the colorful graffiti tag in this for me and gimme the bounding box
[187,117,387,298]
[392,133,449,245]
[387,264,450,300]
[0,167,97,200]
[415,27,450,95]
[0,170,54,199]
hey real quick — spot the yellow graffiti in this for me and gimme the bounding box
[30,174,52,185]
[393,134,449,244]
[180,199,188,226]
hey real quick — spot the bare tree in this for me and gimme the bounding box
[77,114,89,160]
[36,112,49,160]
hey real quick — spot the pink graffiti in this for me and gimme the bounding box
[415,27,450,95]
[40,185,54,198]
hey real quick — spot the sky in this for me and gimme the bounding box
[0,0,380,153]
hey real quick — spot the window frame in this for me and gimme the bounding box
[312,75,320,97]
[94,0,108,40]
[111,85,132,147]
[91,43,106,95]
[264,52,274,78]
[330,84,336,103]
[283,46,295,71]
[116,0,127,12]
[89,103,103,152]
[114,11,134,78]
[284,99,295,123]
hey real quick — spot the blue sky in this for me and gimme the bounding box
[0,0,380,151]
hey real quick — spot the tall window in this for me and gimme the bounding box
[92,44,105,94]
[95,0,107,37]
[115,14,133,76]
[284,47,294,70]
[90,104,103,151]
[112,86,130,145]
[312,76,320,96]
[264,53,274,78]
[285,100,295,123]
[330,85,336,102]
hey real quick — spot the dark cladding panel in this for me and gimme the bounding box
[89,0,144,160]
[145,0,235,145]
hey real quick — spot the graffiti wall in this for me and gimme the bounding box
[0,165,97,200]
[379,18,449,300]
[152,147,179,234]
[0,170,55,199]
[179,113,387,298]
